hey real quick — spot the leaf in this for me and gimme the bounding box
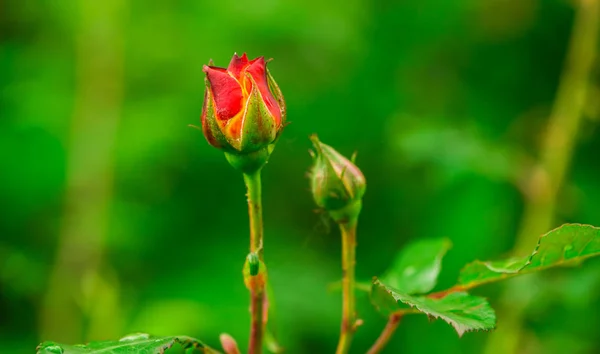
[458,224,600,289]
[380,238,451,294]
[264,328,284,354]
[371,279,496,336]
[36,333,218,354]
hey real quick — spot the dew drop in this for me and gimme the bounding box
[41,345,64,354]
[119,333,151,342]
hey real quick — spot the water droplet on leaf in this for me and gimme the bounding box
[41,345,64,354]
[119,333,150,342]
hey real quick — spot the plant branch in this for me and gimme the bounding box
[485,0,599,353]
[366,313,403,354]
[367,304,467,354]
[336,220,358,354]
[244,171,266,354]
[40,0,125,342]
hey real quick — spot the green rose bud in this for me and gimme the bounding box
[309,135,366,224]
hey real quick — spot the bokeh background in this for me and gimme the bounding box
[2,0,600,353]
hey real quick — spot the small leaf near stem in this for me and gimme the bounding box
[244,171,267,354]
[380,238,452,295]
[336,218,359,354]
[247,252,260,276]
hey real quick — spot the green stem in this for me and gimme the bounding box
[336,220,358,354]
[40,0,124,342]
[484,1,599,353]
[244,171,266,354]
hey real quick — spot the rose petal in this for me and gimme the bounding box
[203,65,243,121]
[244,57,282,126]
[227,53,249,79]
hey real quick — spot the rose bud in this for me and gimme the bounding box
[309,135,366,223]
[201,53,286,172]
[219,333,241,354]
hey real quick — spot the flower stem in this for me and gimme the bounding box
[483,1,599,353]
[366,313,403,354]
[244,171,266,354]
[336,220,358,354]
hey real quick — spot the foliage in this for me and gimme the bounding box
[458,224,600,288]
[371,282,495,336]
[370,224,600,337]
[36,334,216,354]
[379,238,451,295]
[2,0,600,354]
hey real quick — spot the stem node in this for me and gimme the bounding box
[244,171,266,354]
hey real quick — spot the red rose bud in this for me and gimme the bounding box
[201,53,286,156]
[309,135,366,223]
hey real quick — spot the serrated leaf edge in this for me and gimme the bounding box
[373,279,496,337]
[36,335,216,354]
[458,223,600,289]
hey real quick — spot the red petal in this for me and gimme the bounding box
[244,57,282,126]
[227,53,249,79]
[203,65,243,122]
[227,115,244,141]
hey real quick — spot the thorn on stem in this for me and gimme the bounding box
[354,318,364,329]
[351,151,358,164]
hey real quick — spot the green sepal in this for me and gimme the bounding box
[267,67,287,128]
[239,72,278,153]
[328,199,362,226]
[224,144,275,174]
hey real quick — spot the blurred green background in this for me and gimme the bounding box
[2,0,600,353]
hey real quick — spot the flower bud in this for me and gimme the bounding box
[309,135,366,223]
[243,253,267,291]
[247,252,260,276]
[219,333,241,354]
[201,53,286,163]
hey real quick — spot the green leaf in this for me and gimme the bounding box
[371,279,495,336]
[264,328,284,354]
[458,224,600,289]
[380,238,451,294]
[36,333,218,354]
